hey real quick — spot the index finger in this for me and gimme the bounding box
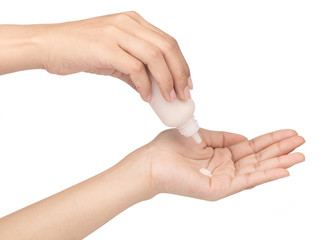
[200,128,248,148]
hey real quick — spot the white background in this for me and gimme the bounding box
[1,0,332,239]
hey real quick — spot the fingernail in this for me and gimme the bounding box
[169,89,177,101]
[146,94,152,102]
[188,76,193,90]
[184,86,191,99]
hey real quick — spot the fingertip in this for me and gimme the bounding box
[269,168,290,181]
[160,89,174,102]
[236,134,248,142]
[294,135,306,147]
[284,170,290,177]
[145,81,152,102]
[299,136,306,144]
[151,74,175,102]
[131,69,152,103]
[135,82,151,103]
[140,93,148,102]
[188,76,193,90]
[169,88,177,101]
[285,129,299,136]
[136,86,152,103]
[274,129,298,139]
[280,169,290,178]
[292,152,306,162]
[174,85,191,101]
[183,85,191,99]
[145,93,152,103]
[172,73,191,100]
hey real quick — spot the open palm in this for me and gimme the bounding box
[148,128,305,200]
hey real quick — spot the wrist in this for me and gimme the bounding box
[0,24,47,74]
[108,146,158,203]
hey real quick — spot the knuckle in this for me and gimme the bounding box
[130,61,145,73]
[184,65,191,76]
[162,37,178,51]
[276,142,282,152]
[103,24,119,35]
[147,47,162,60]
[174,71,189,88]
[277,156,282,165]
[126,11,141,18]
[113,13,132,23]
[254,151,262,163]
[245,173,252,188]
[253,161,261,170]
[177,71,189,81]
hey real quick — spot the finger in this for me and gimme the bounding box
[200,128,248,148]
[124,11,174,43]
[105,46,151,102]
[206,148,233,173]
[229,168,290,195]
[114,73,137,90]
[236,152,305,175]
[86,68,137,89]
[228,129,299,162]
[124,11,190,70]
[236,135,305,168]
[115,28,175,102]
[86,68,117,76]
[123,11,191,98]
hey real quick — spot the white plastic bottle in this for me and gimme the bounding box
[149,73,202,144]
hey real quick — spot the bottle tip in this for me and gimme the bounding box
[192,132,202,144]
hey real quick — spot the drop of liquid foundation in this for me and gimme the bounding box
[199,168,212,177]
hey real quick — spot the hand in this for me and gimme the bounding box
[137,128,305,200]
[40,12,192,102]
[0,129,305,239]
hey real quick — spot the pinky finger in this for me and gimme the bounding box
[87,68,135,90]
[230,168,289,195]
[107,48,151,102]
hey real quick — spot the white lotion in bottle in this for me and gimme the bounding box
[149,73,202,144]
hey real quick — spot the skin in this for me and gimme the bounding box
[0,11,192,102]
[0,129,305,239]
[0,12,305,239]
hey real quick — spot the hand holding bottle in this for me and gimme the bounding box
[0,12,192,102]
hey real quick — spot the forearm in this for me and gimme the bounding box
[0,24,46,75]
[0,154,152,240]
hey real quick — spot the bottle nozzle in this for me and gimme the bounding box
[177,117,201,144]
[192,132,202,144]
